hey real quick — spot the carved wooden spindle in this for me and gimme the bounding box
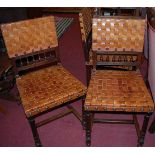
[106,55,109,62]
[112,55,116,62]
[100,55,103,61]
[118,55,121,62]
[130,55,133,62]
[124,55,127,62]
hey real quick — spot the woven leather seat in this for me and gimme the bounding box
[17,65,86,117]
[85,70,154,112]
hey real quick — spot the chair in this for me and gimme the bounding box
[83,16,154,146]
[1,16,87,146]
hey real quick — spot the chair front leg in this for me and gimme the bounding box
[28,117,42,147]
[85,111,92,146]
[137,113,152,146]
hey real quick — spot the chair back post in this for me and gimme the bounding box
[79,8,93,61]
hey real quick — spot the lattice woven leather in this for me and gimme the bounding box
[85,70,154,112]
[79,8,93,41]
[1,16,58,58]
[16,65,87,117]
[92,18,146,52]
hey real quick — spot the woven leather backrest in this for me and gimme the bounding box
[1,16,58,58]
[79,8,93,42]
[92,17,146,52]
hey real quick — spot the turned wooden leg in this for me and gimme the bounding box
[149,118,155,133]
[82,97,86,130]
[85,111,92,146]
[137,113,151,147]
[28,117,42,147]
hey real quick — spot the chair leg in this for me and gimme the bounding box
[28,117,42,147]
[149,118,155,134]
[82,98,86,130]
[137,113,151,147]
[85,111,92,146]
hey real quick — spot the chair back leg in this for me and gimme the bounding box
[137,113,151,146]
[85,111,92,146]
[82,96,86,130]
